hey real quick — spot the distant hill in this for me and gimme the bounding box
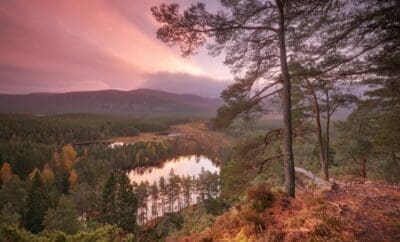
[0,89,222,116]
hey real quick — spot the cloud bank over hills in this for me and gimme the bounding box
[142,72,229,98]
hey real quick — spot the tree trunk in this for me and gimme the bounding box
[357,123,366,180]
[276,0,295,197]
[325,87,330,180]
[361,159,367,179]
[306,79,329,181]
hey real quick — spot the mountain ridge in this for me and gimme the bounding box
[0,88,222,116]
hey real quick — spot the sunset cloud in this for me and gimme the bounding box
[0,0,231,94]
[143,71,230,98]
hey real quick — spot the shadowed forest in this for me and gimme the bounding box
[0,0,399,241]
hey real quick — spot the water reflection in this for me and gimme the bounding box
[108,141,125,148]
[128,155,219,185]
[127,155,220,224]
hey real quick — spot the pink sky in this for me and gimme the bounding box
[0,0,231,96]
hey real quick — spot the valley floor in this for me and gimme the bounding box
[110,121,232,146]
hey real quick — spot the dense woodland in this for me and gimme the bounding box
[0,114,191,179]
[0,114,224,241]
[1,0,400,241]
[0,114,190,144]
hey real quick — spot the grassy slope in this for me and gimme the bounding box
[176,182,400,242]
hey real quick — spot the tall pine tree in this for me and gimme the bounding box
[151,1,349,197]
[116,172,137,232]
[24,171,48,233]
[101,171,138,232]
[101,171,117,224]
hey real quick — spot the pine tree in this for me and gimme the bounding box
[55,169,71,194]
[158,176,167,216]
[150,181,159,219]
[181,175,192,208]
[151,1,342,197]
[101,171,138,232]
[42,195,81,235]
[167,169,180,212]
[290,62,357,180]
[24,171,48,233]
[101,171,117,224]
[116,172,137,232]
[173,175,182,210]
[0,174,26,221]
[136,181,149,225]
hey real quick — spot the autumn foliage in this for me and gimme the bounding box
[0,162,12,185]
[178,182,400,242]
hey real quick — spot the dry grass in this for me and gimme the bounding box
[171,122,233,148]
[177,182,400,242]
[109,122,232,149]
[110,132,167,143]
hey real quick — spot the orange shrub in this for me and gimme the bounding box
[246,183,275,212]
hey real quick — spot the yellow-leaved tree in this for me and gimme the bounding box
[0,162,13,185]
[42,164,55,184]
[60,145,79,171]
[53,145,80,192]
[28,168,43,181]
[68,169,78,192]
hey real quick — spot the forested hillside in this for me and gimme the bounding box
[0,89,221,116]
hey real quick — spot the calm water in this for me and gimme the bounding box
[108,141,124,148]
[128,155,219,185]
[127,155,219,223]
